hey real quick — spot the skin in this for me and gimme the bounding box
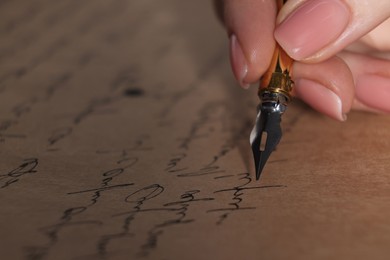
[215,0,390,120]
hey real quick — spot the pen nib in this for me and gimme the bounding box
[250,107,282,180]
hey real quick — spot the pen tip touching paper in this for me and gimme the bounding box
[250,109,283,180]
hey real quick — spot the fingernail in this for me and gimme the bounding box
[229,34,249,89]
[275,0,350,60]
[356,75,390,113]
[295,78,346,121]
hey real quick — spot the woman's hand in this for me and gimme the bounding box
[216,0,390,120]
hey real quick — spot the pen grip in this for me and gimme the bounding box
[259,0,293,99]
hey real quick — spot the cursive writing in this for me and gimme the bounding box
[208,172,285,225]
[0,158,38,189]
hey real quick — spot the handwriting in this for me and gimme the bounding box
[0,73,71,143]
[138,190,214,257]
[46,66,144,148]
[73,96,122,125]
[0,158,38,189]
[177,165,225,177]
[96,135,153,156]
[27,149,138,259]
[67,158,137,207]
[208,172,285,225]
[47,127,73,146]
[96,184,165,257]
[164,153,188,173]
[159,51,225,118]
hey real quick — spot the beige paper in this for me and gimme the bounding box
[1,1,390,259]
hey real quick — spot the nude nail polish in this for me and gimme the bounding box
[229,34,249,89]
[275,0,350,60]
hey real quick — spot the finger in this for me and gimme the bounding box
[292,56,354,121]
[338,51,390,113]
[222,0,277,87]
[274,0,390,62]
[359,18,390,52]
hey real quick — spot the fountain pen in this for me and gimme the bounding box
[250,0,294,180]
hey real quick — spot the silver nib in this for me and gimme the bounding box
[250,91,288,180]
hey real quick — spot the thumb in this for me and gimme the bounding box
[274,0,390,61]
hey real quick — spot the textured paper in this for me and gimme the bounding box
[1,1,390,259]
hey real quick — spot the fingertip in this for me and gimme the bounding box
[294,78,347,121]
[275,0,350,61]
[224,0,277,84]
[356,74,390,113]
[340,52,390,113]
[292,57,354,120]
[276,0,390,62]
[229,34,249,88]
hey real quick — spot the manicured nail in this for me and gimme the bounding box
[356,75,390,113]
[229,34,249,89]
[275,0,350,60]
[295,78,346,121]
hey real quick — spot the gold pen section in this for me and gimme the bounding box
[259,0,293,101]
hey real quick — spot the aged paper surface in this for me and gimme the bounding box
[1,1,390,259]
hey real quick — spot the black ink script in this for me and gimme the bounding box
[0,158,38,189]
[208,172,285,225]
[138,190,214,257]
[96,184,165,257]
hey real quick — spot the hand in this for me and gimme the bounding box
[215,0,390,120]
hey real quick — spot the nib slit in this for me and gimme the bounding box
[259,131,268,152]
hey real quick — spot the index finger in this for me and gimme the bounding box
[216,0,278,86]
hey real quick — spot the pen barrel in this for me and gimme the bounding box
[259,0,293,101]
